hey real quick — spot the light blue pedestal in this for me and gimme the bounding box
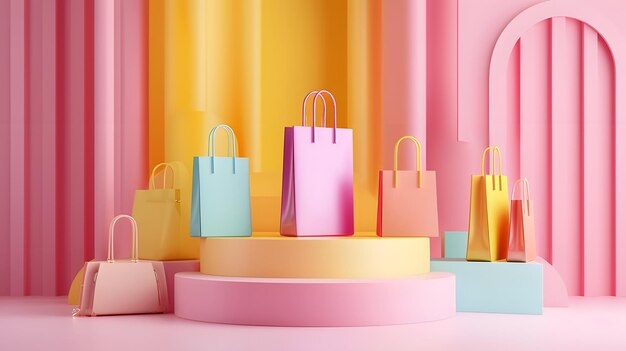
[442,231,468,259]
[431,258,543,314]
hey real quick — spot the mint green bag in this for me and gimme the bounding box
[190,125,252,237]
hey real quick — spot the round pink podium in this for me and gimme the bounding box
[175,272,456,327]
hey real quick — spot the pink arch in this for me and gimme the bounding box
[488,0,625,296]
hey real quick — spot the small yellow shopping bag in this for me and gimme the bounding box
[133,163,197,260]
[467,146,510,261]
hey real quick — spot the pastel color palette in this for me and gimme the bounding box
[431,258,543,314]
[175,272,456,327]
[441,231,468,259]
[3,0,626,299]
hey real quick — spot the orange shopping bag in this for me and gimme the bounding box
[376,136,439,237]
[467,146,509,261]
[507,178,537,262]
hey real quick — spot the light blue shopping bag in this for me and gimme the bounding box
[190,125,252,237]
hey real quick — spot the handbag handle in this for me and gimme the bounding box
[393,136,423,188]
[311,90,337,143]
[511,178,531,216]
[481,146,504,191]
[107,215,139,263]
[302,90,328,127]
[208,124,238,174]
[150,163,175,189]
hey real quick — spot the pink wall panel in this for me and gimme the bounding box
[381,0,431,254]
[550,17,584,296]
[94,0,115,262]
[427,0,475,250]
[582,28,615,296]
[519,20,551,262]
[65,0,88,296]
[28,0,44,294]
[0,0,13,296]
[506,41,520,181]
[1,0,147,296]
[94,0,148,261]
[40,0,58,296]
[28,0,43,295]
[9,0,27,296]
[457,0,546,143]
[382,0,427,169]
[118,0,149,260]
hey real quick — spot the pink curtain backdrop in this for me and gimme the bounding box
[0,0,147,296]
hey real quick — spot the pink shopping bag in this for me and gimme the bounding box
[74,215,168,316]
[280,90,354,236]
[507,178,537,262]
[377,136,439,237]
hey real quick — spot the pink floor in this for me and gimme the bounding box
[1,297,625,350]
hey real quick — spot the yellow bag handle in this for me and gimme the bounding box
[150,163,175,189]
[393,136,422,188]
[481,146,504,191]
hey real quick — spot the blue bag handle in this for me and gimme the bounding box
[208,124,238,174]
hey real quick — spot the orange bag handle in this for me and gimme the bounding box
[393,136,422,188]
[481,146,504,191]
[150,163,175,190]
[107,215,139,263]
[511,178,531,216]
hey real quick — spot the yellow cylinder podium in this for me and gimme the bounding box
[199,232,430,279]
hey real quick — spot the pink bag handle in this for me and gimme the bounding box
[511,178,531,216]
[311,90,337,143]
[481,146,504,191]
[150,163,175,189]
[208,124,238,174]
[302,90,328,127]
[108,215,139,263]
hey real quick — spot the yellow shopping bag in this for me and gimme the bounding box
[133,163,198,260]
[467,146,510,261]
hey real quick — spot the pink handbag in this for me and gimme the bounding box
[507,178,537,262]
[74,215,168,316]
[280,90,354,236]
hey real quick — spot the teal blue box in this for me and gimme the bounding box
[431,258,543,314]
[442,231,468,259]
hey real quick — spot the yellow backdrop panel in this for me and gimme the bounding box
[148,0,382,234]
